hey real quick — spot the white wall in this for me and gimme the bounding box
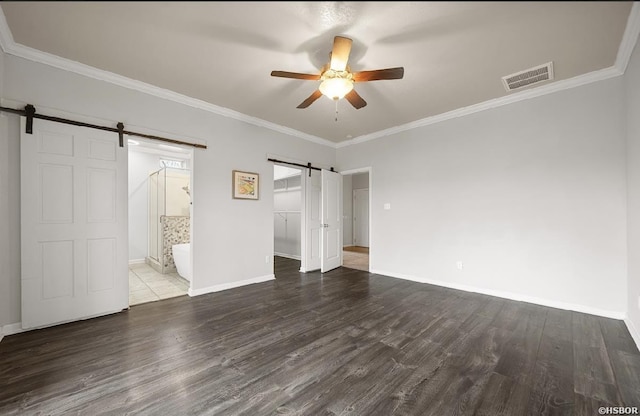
[337,77,628,317]
[352,172,369,190]
[0,50,22,332]
[1,54,336,326]
[128,150,160,261]
[626,35,640,343]
[0,49,7,332]
[0,47,6,331]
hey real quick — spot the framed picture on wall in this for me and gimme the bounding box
[232,170,259,200]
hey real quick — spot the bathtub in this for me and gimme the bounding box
[172,243,191,282]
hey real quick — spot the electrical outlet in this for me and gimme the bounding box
[265,255,270,264]
[456,261,464,270]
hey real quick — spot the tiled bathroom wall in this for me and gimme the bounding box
[161,215,190,271]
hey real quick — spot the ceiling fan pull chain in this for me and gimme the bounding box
[335,99,339,122]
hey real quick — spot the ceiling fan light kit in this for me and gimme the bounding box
[271,35,405,110]
[318,70,354,100]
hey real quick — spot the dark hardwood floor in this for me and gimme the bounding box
[1,256,638,415]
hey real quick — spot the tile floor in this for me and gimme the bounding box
[129,263,190,306]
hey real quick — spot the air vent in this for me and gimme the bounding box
[502,62,554,91]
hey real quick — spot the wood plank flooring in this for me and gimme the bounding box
[343,246,369,254]
[1,256,638,415]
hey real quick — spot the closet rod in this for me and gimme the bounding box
[267,158,335,176]
[0,104,207,149]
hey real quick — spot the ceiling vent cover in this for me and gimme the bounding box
[502,62,554,91]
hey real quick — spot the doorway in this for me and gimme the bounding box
[273,164,303,275]
[128,140,193,305]
[271,163,344,276]
[341,170,371,272]
[353,188,370,248]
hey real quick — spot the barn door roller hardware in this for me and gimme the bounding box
[0,104,207,149]
[25,104,35,134]
[267,158,336,177]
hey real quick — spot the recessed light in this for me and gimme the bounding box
[128,139,139,146]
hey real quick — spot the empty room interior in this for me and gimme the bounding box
[1,2,640,415]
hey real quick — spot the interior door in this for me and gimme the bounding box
[302,168,322,272]
[21,117,128,329]
[353,188,370,247]
[321,169,342,272]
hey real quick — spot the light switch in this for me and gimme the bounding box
[384,203,391,210]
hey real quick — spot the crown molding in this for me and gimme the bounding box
[0,6,13,53]
[0,7,336,149]
[336,66,623,148]
[615,2,640,74]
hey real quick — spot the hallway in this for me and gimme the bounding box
[342,246,369,272]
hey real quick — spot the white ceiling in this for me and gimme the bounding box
[0,2,634,144]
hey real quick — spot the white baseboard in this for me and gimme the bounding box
[625,317,640,351]
[1,322,25,343]
[370,269,626,320]
[274,252,301,261]
[128,259,146,265]
[188,274,275,297]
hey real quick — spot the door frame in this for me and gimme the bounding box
[340,167,372,266]
[127,140,195,298]
[272,163,304,264]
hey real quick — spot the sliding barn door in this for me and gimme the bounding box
[302,168,322,272]
[321,169,342,272]
[21,117,128,329]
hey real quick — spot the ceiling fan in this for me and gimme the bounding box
[271,36,404,110]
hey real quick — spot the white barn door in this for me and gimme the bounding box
[321,169,342,272]
[302,168,322,272]
[21,117,128,329]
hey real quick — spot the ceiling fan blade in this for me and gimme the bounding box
[345,89,367,109]
[271,71,321,81]
[329,36,353,72]
[297,90,323,109]
[353,67,405,82]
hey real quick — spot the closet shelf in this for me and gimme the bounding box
[274,186,301,193]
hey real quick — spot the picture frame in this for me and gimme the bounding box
[232,170,259,200]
